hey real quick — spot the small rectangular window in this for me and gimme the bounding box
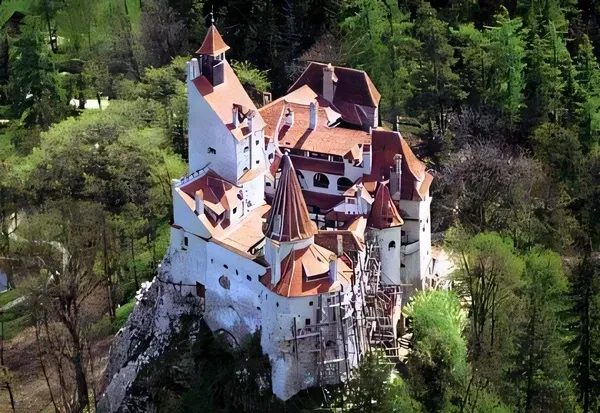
[305,318,311,326]
[183,236,188,250]
[233,207,237,214]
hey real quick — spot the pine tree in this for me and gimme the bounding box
[570,257,600,413]
[574,35,600,151]
[485,7,527,126]
[508,249,578,412]
[8,17,67,129]
[410,1,463,134]
[341,0,417,122]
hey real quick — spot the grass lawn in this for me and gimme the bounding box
[0,298,29,341]
[0,288,21,308]
[114,300,135,330]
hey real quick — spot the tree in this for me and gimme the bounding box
[140,0,188,68]
[341,0,418,121]
[331,352,422,413]
[231,60,271,104]
[449,231,524,361]
[569,257,600,413]
[531,123,584,185]
[507,248,577,412]
[20,201,107,413]
[410,1,463,134]
[404,290,468,412]
[485,7,527,126]
[574,35,600,151]
[8,17,68,129]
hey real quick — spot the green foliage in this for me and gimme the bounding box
[485,7,527,125]
[0,287,20,307]
[333,353,422,412]
[506,248,577,412]
[404,290,467,411]
[450,231,524,362]
[569,257,600,412]
[341,0,417,121]
[8,17,69,129]
[231,60,271,104]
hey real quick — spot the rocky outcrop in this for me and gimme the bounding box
[97,261,204,413]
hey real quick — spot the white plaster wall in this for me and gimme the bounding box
[297,169,345,196]
[403,220,420,244]
[402,199,420,219]
[236,136,251,179]
[172,189,212,239]
[242,173,266,213]
[250,131,266,171]
[187,80,237,182]
[343,162,365,183]
[376,227,403,285]
[168,231,352,400]
[419,196,432,285]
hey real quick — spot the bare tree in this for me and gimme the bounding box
[21,201,105,413]
[140,0,188,68]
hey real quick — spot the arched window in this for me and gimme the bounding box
[313,173,329,188]
[244,146,249,153]
[337,177,353,191]
[388,241,396,250]
[296,170,305,188]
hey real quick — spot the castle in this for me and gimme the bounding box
[167,25,435,400]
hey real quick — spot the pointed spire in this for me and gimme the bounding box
[265,153,317,242]
[367,183,403,229]
[196,24,230,56]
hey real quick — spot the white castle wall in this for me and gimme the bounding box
[187,79,238,183]
[168,227,355,400]
[375,227,403,285]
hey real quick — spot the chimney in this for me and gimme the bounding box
[187,58,200,82]
[284,107,294,127]
[232,106,239,128]
[323,63,337,103]
[329,254,338,283]
[309,101,318,130]
[195,190,204,215]
[389,154,403,204]
[337,234,343,257]
[248,110,255,132]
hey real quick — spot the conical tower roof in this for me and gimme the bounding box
[196,25,230,56]
[367,183,403,229]
[265,153,317,242]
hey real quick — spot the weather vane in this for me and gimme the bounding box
[210,5,214,24]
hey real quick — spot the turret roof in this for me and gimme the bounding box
[367,183,404,229]
[196,25,230,56]
[264,153,317,242]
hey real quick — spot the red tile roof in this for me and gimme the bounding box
[314,230,365,252]
[260,244,352,297]
[196,25,230,56]
[289,154,345,175]
[288,62,381,108]
[276,103,370,157]
[367,183,404,229]
[264,154,318,242]
[192,62,265,133]
[180,171,242,215]
[363,129,430,201]
[301,191,344,211]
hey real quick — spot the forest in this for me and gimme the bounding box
[1,0,600,412]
